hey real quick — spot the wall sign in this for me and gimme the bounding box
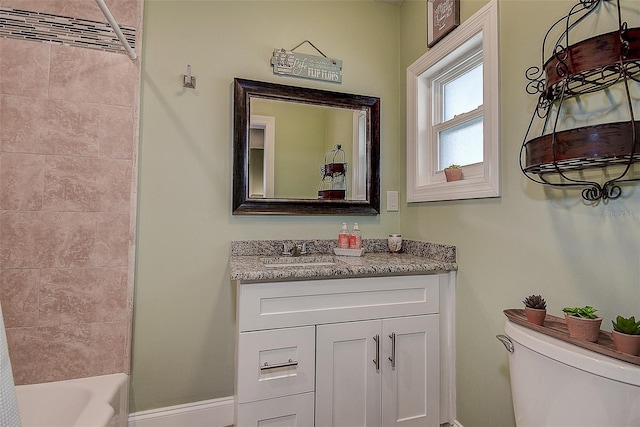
[271,48,343,83]
[427,0,460,48]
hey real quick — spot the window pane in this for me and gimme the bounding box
[443,65,483,121]
[438,116,483,169]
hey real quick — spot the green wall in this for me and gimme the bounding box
[134,0,401,412]
[135,0,640,424]
[399,0,640,426]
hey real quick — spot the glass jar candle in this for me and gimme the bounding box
[388,234,402,253]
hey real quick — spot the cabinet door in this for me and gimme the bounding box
[316,320,382,427]
[382,315,440,427]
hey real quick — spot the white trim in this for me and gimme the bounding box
[407,0,500,202]
[128,396,234,427]
[440,271,457,425]
[128,396,457,427]
[351,110,367,200]
[250,115,275,198]
[126,394,462,427]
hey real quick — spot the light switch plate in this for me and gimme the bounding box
[387,191,398,211]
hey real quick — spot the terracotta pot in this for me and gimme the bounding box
[524,307,546,326]
[612,331,640,355]
[564,314,602,342]
[444,168,463,182]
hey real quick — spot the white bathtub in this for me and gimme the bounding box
[15,373,129,427]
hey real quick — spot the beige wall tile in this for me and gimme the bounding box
[39,267,127,326]
[6,320,128,383]
[0,39,50,98]
[6,324,93,384]
[0,269,40,328]
[1,1,95,18]
[1,96,100,156]
[1,96,49,153]
[43,157,131,212]
[99,105,134,159]
[89,320,128,374]
[94,213,129,267]
[0,153,45,211]
[1,211,96,268]
[0,0,138,26]
[1,212,57,268]
[0,0,139,385]
[49,46,137,107]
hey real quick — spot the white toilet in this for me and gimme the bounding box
[499,320,640,427]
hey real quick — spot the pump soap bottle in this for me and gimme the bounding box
[349,223,362,249]
[338,222,350,249]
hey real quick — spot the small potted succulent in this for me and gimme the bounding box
[611,315,640,356]
[444,164,463,182]
[562,305,602,342]
[522,295,547,326]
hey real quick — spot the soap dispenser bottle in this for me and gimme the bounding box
[349,223,362,249]
[338,222,350,248]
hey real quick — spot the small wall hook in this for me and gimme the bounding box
[183,64,196,89]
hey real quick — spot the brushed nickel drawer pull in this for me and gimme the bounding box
[260,359,299,371]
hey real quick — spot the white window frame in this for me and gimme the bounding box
[407,0,499,202]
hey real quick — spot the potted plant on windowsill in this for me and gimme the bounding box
[522,295,547,326]
[611,315,640,356]
[562,306,602,342]
[444,164,463,182]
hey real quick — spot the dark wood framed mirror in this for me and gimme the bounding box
[233,78,380,215]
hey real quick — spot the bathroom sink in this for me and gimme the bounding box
[262,255,336,268]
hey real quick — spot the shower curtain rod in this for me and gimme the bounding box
[94,0,137,60]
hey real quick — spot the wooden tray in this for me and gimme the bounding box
[504,309,640,367]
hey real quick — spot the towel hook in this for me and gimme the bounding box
[183,64,196,89]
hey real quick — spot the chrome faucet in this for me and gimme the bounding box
[283,242,307,257]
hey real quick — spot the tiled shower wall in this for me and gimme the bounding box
[0,0,141,384]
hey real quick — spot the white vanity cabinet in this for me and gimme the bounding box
[234,273,454,427]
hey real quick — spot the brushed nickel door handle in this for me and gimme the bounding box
[373,334,380,370]
[388,332,396,368]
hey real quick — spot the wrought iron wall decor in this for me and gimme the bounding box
[520,0,640,202]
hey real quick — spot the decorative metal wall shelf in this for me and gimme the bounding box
[520,0,640,202]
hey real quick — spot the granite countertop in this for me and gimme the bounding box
[230,239,457,282]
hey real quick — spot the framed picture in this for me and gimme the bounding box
[427,0,460,48]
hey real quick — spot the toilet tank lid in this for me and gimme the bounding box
[505,320,640,387]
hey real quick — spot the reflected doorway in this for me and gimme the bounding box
[249,115,275,198]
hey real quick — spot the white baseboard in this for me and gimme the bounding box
[128,396,234,427]
[128,396,461,427]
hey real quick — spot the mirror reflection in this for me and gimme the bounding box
[249,98,368,201]
[233,78,380,215]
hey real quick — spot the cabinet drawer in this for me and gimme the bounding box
[237,326,315,403]
[236,392,314,427]
[238,275,440,331]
